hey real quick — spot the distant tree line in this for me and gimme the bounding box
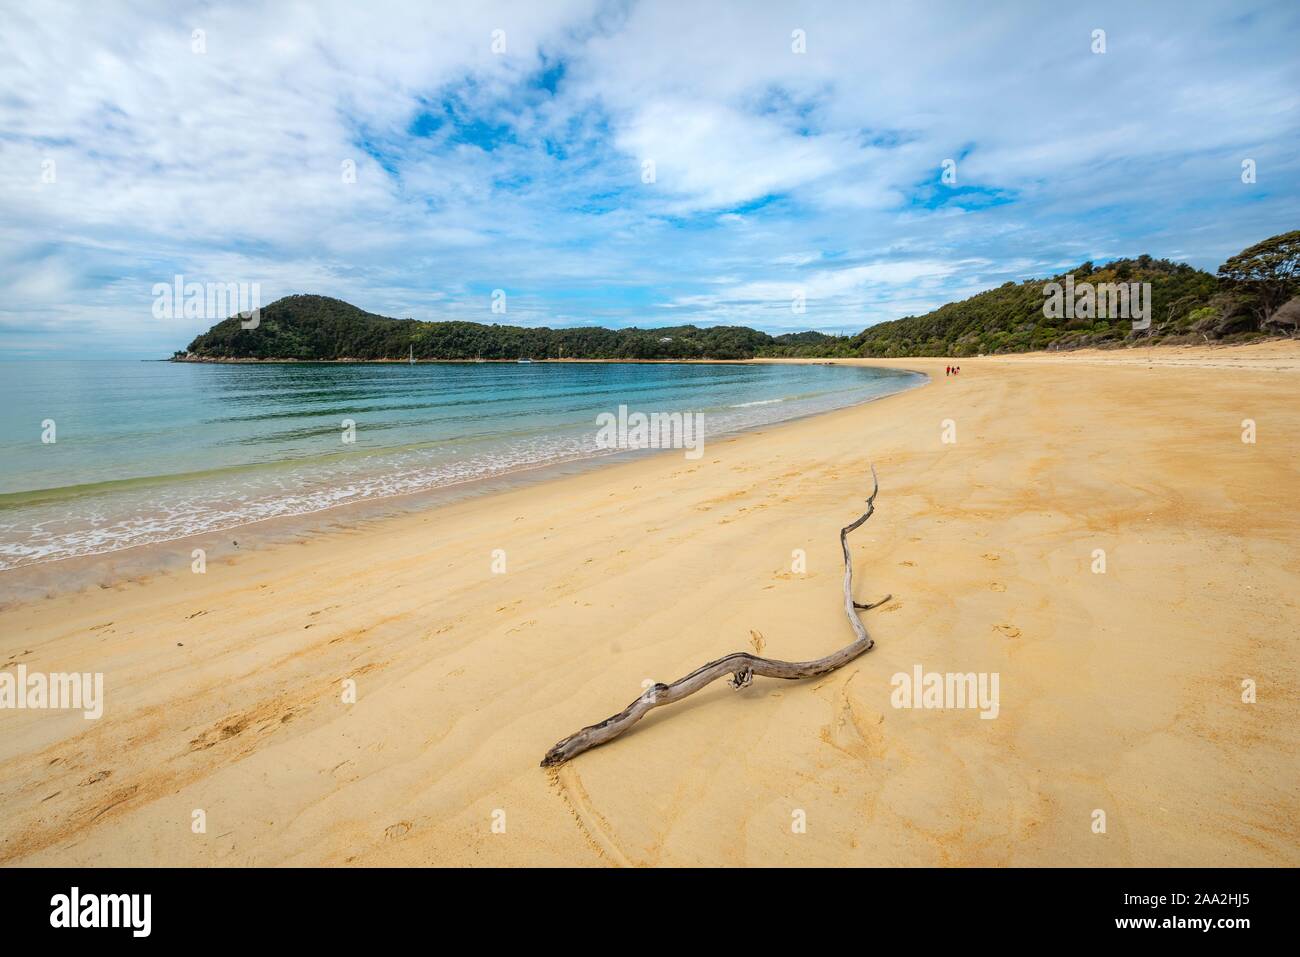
[850,230,1299,357]
[178,295,846,361]
[175,231,1299,362]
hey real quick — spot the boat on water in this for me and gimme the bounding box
[517,359,533,363]
[408,345,414,365]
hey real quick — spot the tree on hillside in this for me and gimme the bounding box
[1217,230,1300,325]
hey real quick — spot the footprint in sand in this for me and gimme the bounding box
[749,630,765,653]
[820,673,887,762]
[994,624,1021,638]
[983,553,1000,561]
[384,821,413,840]
[990,582,1006,592]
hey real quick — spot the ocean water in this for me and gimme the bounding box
[0,360,922,569]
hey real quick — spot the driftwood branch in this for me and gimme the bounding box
[540,466,886,767]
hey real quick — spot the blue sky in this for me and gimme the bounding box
[1,0,1297,358]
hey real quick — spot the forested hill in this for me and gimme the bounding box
[853,257,1218,357]
[174,231,1298,361]
[177,295,838,361]
[851,230,1300,356]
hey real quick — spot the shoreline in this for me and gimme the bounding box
[0,366,926,596]
[162,334,1299,364]
[1,343,1296,866]
[166,356,771,364]
[162,332,1300,361]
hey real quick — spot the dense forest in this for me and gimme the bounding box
[178,295,838,360]
[852,257,1218,357]
[175,231,1298,361]
[852,230,1298,357]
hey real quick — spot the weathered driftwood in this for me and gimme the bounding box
[541,467,888,767]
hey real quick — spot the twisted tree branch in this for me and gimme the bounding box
[540,466,886,767]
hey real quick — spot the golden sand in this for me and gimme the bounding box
[1,343,1297,866]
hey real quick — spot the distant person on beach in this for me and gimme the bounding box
[946,365,951,376]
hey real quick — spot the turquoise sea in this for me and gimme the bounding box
[0,360,922,569]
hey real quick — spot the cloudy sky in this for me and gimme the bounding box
[1,0,1297,357]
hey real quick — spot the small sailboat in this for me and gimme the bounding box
[517,358,533,364]
[408,344,415,365]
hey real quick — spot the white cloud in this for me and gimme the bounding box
[0,0,1297,355]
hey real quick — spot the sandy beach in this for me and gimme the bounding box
[1,342,1297,867]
